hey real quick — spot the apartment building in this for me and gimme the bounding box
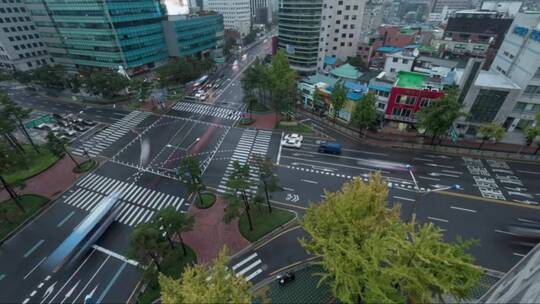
[203,0,251,36]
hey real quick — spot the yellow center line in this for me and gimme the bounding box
[438,190,540,210]
[254,225,301,250]
[268,256,320,276]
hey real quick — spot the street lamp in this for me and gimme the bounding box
[405,164,460,222]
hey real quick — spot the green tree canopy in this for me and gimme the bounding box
[330,81,347,122]
[178,157,205,207]
[129,222,167,272]
[300,173,481,304]
[477,123,506,149]
[159,247,252,304]
[351,92,377,135]
[153,206,194,255]
[156,57,214,88]
[251,154,280,213]
[224,161,253,229]
[45,132,65,158]
[32,65,66,89]
[83,69,129,98]
[268,50,297,119]
[416,86,464,144]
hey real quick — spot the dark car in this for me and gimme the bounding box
[277,272,295,286]
[508,222,540,247]
[318,141,342,155]
[83,119,96,126]
[57,120,71,128]
[73,124,87,132]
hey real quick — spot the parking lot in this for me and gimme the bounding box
[25,111,98,145]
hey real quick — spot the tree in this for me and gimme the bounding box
[251,154,280,213]
[347,56,367,70]
[32,65,66,89]
[300,174,481,304]
[46,132,65,158]
[416,86,464,145]
[83,69,129,98]
[178,157,205,207]
[156,57,212,88]
[153,206,194,255]
[129,222,167,272]
[224,161,254,230]
[0,94,38,153]
[477,123,506,150]
[524,112,540,155]
[268,50,297,120]
[350,92,377,136]
[330,81,347,123]
[159,247,251,303]
[129,79,153,102]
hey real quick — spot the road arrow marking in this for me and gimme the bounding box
[40,281,56,303]
[63,280,80,301]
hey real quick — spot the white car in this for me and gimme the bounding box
[281,138,301,149]
[284,133,303,142]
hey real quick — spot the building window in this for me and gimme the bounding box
[345,5,350,10]
[27,62,32,68]
[534,67,540,79]
[338,1,342,4]
[348,33,353,38]
[353,5,358,10]
[340,42,345,46]
[524,85,540,95]
[337,10,342,15]
[390,68,396,73]
[420,98,432,108]
[469,89,508,123]
[392,57,399,63]
[402,59,409,64]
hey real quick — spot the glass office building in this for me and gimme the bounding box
[26,0,168,73]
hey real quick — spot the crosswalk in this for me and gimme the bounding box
[72,111,152,158]
[172,102,241,120]
[218,129,273,194]
[231,252,264,281]
[63,173,186,227]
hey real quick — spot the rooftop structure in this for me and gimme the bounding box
[330,63,363,81]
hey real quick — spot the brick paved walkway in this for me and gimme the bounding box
[0,155,83,201]
[182,195,249,263]
[247,112,279,130]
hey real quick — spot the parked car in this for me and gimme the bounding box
[57,120,71,128]
[281,138,301,149]
[62,128,77,137]
[45,123,60,132]
[35,123,48,130]
[83,119,96,126]
[284,133,303,142]
[318,141,341,154]
[73,124,87,132]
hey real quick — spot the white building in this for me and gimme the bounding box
[0,1,52,72]
[490,12,540,131]
[317,0,367,71]
[383,50,417,78]
[203,0,251,36]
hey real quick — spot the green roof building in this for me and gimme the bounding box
[329,63,362,81]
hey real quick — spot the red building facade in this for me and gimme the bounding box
[385,87,444,123]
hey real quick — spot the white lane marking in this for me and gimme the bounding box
[418,176,440,181]
[245,268,263,281]
[91,245,139,266]
[450,206,477,213]
[23,256,47,280]
[427,216,449,223]
[413,157,431,162]
[393,196,415,202]
[277,132,283,165]
[513,252,526,257]
[235,259,262,277]
[301,179,318,184]
[232,253,257,271]
[442,170,463,175]
[283,187,295,191]
[517,170,540,175]
[494,229,518,236]
[518,218,540,224]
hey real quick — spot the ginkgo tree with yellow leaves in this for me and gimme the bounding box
[300,173,482,304]
[159,247,252,304]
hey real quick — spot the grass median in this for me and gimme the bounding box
[275,122,315,134]
[0,194,50,240]
[239,206,296,242]
[196,192,216,209]
[4,146,60,186]
[73,160,96,173]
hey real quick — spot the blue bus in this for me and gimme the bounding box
[43,192,122,273]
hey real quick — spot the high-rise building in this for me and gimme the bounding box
[278,0,323,75]
[0,1,52,71]
[490,12,540,131]
[162,12,225,61]
[317,0,367,71]
[251,0,267,17]
[26,0,168,74]
[203,0,251,36]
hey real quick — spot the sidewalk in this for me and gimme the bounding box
[246,112,279,129]
[299,110,540,161]
[0,155,83,202]
[182,195,250,263]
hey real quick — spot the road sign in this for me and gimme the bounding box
[449,127,459,143]
[25,114,52,129]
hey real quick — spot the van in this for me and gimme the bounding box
[318,141,341,155]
